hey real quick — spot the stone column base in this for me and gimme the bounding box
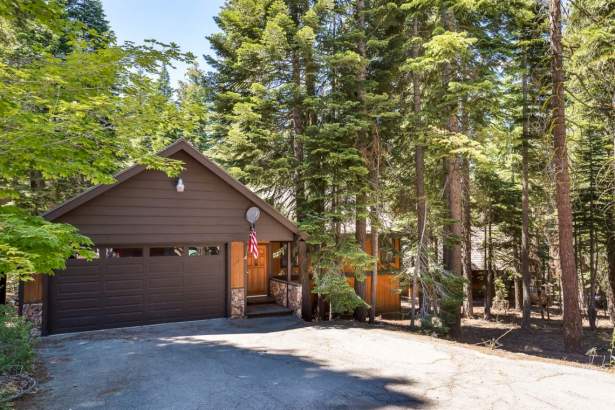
[22,303,43,337]
[288,283,302,319]
[230,288,245,318]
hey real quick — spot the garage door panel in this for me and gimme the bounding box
[53,269,100,283]
[102,311,147,323]
[147,260,184,272]
[54,296,101,310]
[146,292,185,304]
[183,262,221,273]
[104,264,144,275]
[49,245,226,334]
[183,276,209,288]
[55,315,101,329]
[148,276,183,289]
[147,309,184,320]
[103,294,144,307]
[103,279,145,292]
[55,281,101,295]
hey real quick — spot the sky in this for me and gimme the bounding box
[102,0,226,87]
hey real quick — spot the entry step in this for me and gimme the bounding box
[247,295,276,305]
[246,303,292,318]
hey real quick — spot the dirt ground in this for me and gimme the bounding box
[379,303,615,368]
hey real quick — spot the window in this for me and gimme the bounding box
[204,246,220,256]
[147,246,220,257]
[106,248,143,258]
[150,247,184,257]
[186,246,202,256]
[186,246,220,256]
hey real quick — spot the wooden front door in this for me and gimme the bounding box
[247,244,268,296]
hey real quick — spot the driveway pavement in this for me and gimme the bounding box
[25,316,615,409]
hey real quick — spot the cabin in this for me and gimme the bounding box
[19,139,401,335]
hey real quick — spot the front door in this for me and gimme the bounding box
[247,244,268,296]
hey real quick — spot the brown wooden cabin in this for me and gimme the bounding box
[20,139,401,335]
[20,139,304,335]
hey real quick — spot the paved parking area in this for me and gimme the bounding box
[24,316,615,409]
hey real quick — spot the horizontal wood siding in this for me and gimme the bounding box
[57,151,293,243]
[347,273,400,313]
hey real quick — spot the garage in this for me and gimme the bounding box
[19,139,303,335]
[48,245,226,334]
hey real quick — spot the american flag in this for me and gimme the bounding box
[248,226,259,258]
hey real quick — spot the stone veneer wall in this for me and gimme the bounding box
[287,282,302,318]
[230,288,245,318]
[270,278,302,318]
[22,303,43,336]
[270,279,287,307]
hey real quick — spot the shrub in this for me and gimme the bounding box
[0,305,34,376]
[313,273,369,315]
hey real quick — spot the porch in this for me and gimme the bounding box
[233,240,305,319]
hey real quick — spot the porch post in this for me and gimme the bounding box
[287,242,292,282]
[286,241,292,308]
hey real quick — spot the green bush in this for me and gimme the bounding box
[313,273,369,315]
[0,305,34,375]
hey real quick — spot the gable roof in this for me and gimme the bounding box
[44,139,302,237]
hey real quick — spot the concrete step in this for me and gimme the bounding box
[247,295,276,305]
[246,303,292,318]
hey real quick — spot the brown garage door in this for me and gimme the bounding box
[49,245,226,334]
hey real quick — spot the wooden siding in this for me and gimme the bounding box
[57,151,294,244]
[230,241,245,289]
[23,274,44,303]
[343,235,401,273]
[347,273,400,314]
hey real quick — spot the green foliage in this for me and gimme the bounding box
[494,276,508,305]
[0,1,203,285]
[0,206,94,281]
[0,306,34,376]
[434,266,465,332]
[312,273,369,315]
[419,315,448,336]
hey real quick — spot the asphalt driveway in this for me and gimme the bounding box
[25,317,615,409]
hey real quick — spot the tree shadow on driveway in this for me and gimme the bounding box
[23,317,429,410]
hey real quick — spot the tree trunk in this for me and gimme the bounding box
[412,17,425,329]
[0,275,6,305]
[513,240,522,310]
[354,193,368,322]
[462,157,474,318]
[607,186,615,326]
[521,63,532,329]
[353,0,369,322]
[484,208,493,320]
[369,129,381,324]
[441,6,463,338]
[588,147,597,330]
[298,240,312,321]
[370,210,379,324]
[549,0,583,352]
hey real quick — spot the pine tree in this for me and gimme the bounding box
[549,0,582,352]
[158,64,173,99]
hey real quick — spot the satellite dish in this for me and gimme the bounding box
[246,207,261,225]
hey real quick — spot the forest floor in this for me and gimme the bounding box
[379,302,614,369]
